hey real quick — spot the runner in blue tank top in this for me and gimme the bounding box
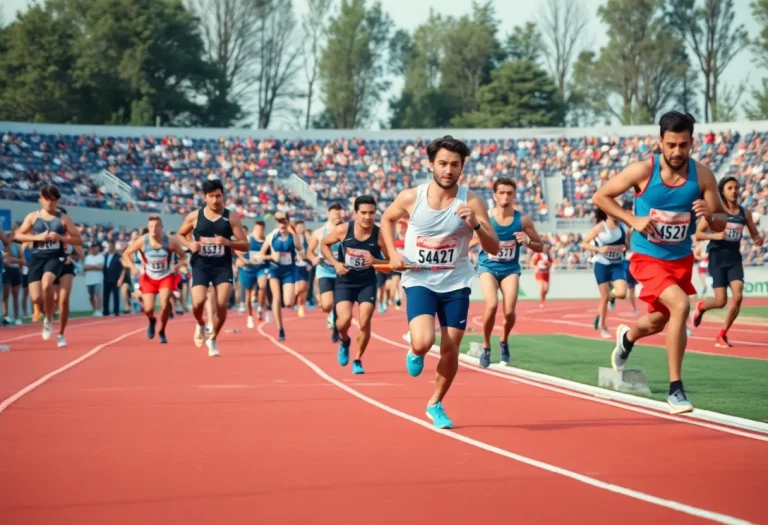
[293,220,312,318]
[593,111,726,414]
[691,176,763,346]
[474,178,544,368]
[236,221,270,328]
[307,202,344,343]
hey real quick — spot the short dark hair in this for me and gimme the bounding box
[327,202,343,212]
[354,195,376,211]
[493,177,517,192]
[141,227,149,235]
[57,207,67,215]
[427,135,471,166]
[255,220,265,227]
[717,176,739,202]
[202,179,224,195]
[295,220,305,226]
[659,111,695,138]
[148,214,162,223]
[594,208,608,224]
[40,184,61,201]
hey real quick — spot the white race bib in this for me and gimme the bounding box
[278,252,292,266]
[648,209,690,245]
[488,239,517,262]
[147,257,168,272]
[248,250,262,263]
[724,222,743,242]
[199,237,224,257]
[344,247,370,269]
[37,240,61,251]
[604,248,623,261]
[416,235,457,265]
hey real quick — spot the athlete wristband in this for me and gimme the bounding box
[472,223,481,231]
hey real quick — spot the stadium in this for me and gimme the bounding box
[0,0,767,523]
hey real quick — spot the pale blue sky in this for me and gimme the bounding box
[3,0,764,129]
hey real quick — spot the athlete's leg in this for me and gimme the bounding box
[721,279,744,337]
[596,282,611,332]
[655,285,691,382]
[41,272,58,323]
[190,283,209,347]
[499,273,519,344]
[282,282,296,308]
[56,274,74,342]
[205,286,215,330]
[158,287,173,335]
[356,301,375,361]
[212,283,232,339]
[257,276,269,315]
[479,272,499,349]
[611,279,627,300]
[335,298,354,366]
[295,275,308,316]
[269,277,284,331]
[429,325,462,407]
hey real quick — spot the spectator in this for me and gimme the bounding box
[83,243,105,316]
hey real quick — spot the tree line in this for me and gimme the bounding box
[0,0,766,129]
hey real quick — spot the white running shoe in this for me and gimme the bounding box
[247,316,254,329]
[206,338,220,357]
[42,318,53,341]
[57,335,67,348]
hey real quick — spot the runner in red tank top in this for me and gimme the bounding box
[530,246,553,309]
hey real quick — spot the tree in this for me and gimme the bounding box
[745,0,768,119]
[538,0,589,97]
[318,0,393,128]
[666,0,748,122]
[506,22,544,65]
[451,60,565,128]
[300,0,332,129]
[675,49,702,118]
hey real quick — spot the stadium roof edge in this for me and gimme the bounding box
[2,120,765,141]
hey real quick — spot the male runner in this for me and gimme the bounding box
[530,245,552,309]
[177,179,248,356]
[387,219,408,310]
[307,203,344,342]
[381,135,499,429]
[293,220,312,317]
[593,111,726,413]
[321,195,388,374]
[474,178,543,367]
[691,176,763,346]
[236,221,270,328]
[123,215,188,343]
[15,186,82,344]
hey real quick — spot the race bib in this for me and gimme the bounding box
[147,257,168,272]
[488,240,517,262]
[249,250,262,263]
[604,249,623,261]
[278,252,292,265]
[37,240,61,251]
[648,209,690,245]
[416,235,457,265]
[344,247,370,269]
[199,237,224,257]
[724,222,743,242]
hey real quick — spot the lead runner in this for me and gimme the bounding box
[381,135,499,429]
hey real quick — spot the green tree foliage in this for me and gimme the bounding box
[506,22,544,65]
[746,0,768,119]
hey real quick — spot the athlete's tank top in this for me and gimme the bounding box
[335,221,382,287]
[295,235,309,268]
[477,211,522,270]
[268,230,296,266]
[707,205,746,263]
[534,252,552,273]
[242,235,265,271]
[30,211,66,260]
[631,155,701,261]
[316,225,339,279]
[140,234,172,280]
[400,183,475,293]
[191,208,233,268]
[592,221,628,265]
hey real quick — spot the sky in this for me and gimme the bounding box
[2,0,764,129]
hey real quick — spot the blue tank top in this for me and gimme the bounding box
[316,226,340,279]
[631,155,700,261]
[269,231,296,266]
[477,211,522,272]
[242,235,266,272]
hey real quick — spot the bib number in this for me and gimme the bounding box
[604,249,623,261]
[148,258,168,272]
[488,240,517,262]
[344,248,370,269]
[416,236,457,265]
[248,251,262,263]
[725,222,743,242]
[278,252,292,266]
[648,210,690,245]
[37,240,60,251]
[199,237,224,257]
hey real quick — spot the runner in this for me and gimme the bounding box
[690,176,764,347]
[176,179,249,356]
[321,195,388,374]
[581,208,629,339]
[386,219,408,311]
[592,111,726,414]
[14,187,82,344]
[293,220,312,317]
[3,227,24,325]
[529,245,552,309]
[381,135,499,429]
[123,215,189,343]
[236,221,270,329]
[475,177,544,367]
[307,203,344,342]
[258,211,305,342]
[693,241,710,297]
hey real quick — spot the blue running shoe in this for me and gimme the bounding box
[426,401,453,429]
[352,359,365,374]
[406,350,424,377]
[278,328,285,342]
[480,347,491,368]
[158,332,168,344]
[500,342,510,363]
[338,339,350,366]
[147,318,156,339]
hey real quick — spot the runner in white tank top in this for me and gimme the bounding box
[122,215,188,344]
[381,135,499,429]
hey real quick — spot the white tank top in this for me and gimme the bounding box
[400,183,476,293]
[592,222,628,266]
[141,234,172,280]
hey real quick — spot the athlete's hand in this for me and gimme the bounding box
[334,261,349,275]
[44,231,62,242]
[630,216,655,237]
[187,241,200,253]
[692,199,712,220]
[457,205,479,229]
[712,231,726,241]
[213,235,229,246]
[389,251,406,271]
[753,234,764,247]
[271,251,280,263]
[514,231,529,245]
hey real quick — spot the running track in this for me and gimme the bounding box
[0,301,766,525]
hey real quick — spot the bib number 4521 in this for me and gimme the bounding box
[648,210,690,245]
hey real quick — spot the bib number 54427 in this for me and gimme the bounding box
[416,235,457,264]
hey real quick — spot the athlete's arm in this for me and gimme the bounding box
[225,214,249,252]
[61,214,83,246]
[306,229,322,266]
[292,232,306,260]
[580,224,606,253]
[518,215,544,253]
[693,217,725,241]
[176,212,200,252]
[14,212,46,243]
[381,188,416,266]
[320,223,348,273]
[529,252,540,270]
[744,209,764,246]
[375,231,390,264]
[592,159,654,235]
[695,163,727,233]
[121,237,145,273]
[464,192,499,255]
[170,237,189,268]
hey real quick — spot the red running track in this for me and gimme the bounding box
[0,304,766,525]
